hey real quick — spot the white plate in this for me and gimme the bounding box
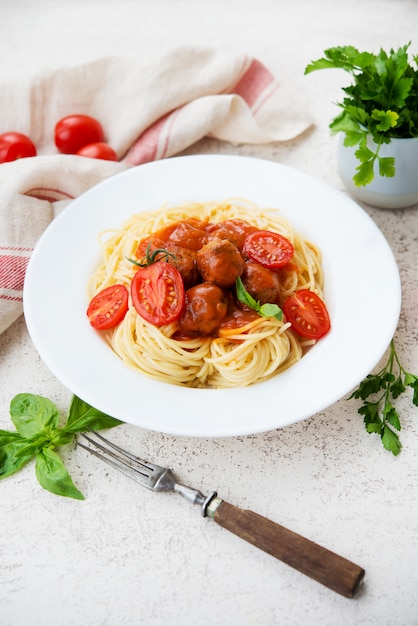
[23,155,401,437]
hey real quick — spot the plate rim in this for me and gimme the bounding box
[23,154,401,437]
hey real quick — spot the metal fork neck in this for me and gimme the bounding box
[173,484,218,517]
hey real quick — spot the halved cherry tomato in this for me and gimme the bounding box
[284,289,330,339]
[131,262,185,326]
[87,284,129,330]
[54,114,105,154]
[76,142,118,161]
[243,230,295,269]
[0,132,37,163]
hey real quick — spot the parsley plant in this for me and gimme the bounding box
[305,43,418,186]
[350,340,418,455]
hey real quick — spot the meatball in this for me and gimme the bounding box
[196,238,245,288]
[206,219,257,250]
[164,219,208,251]
[166,244,200,289]
[241,261,281,304]
[179,282,228,336]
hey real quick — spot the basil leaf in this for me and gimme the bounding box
[0,431,37,478]
[35,447,84,500]
[259,303,283,321]
[51,430,75,446]
[236,277,259,310]
[10,394,60,438]
[236,277,283,321]
[63,396,123,434]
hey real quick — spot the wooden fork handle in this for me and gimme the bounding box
[208,499,365,598]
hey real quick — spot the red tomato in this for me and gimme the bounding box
[0,132,37,163]
[243,230,295,269]
[131,262,185,326]
[284,289,331,339]
[54,115,105,154]
[76,142,118,161]
[87,284,129,330]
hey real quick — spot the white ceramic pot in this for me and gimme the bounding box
[337,135,418,209]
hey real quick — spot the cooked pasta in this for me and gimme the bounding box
[87,199,325,388]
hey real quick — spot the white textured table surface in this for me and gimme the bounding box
[1,1,418,625]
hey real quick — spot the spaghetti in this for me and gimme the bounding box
[87,199,325,388]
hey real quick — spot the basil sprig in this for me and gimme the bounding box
[236,277,283,321]
[0,394,122,499]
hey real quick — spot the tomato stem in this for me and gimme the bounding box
[127,243,177,268]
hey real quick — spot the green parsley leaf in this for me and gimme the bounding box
[371,109,399,132]
[390,376,406,399]
[349,340,418,455]
[304,43,418,187]
[381,425,402,456]
[405,373,418,405]
[378,156,396,178]
[353,159,375,187]
[355,143,375,163]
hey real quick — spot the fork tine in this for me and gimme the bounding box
[78,429,157,488]
[79,429,209,503]
[84,428,153,473]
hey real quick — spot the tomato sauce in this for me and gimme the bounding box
[134,218,289,337]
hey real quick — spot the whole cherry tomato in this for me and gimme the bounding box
[76,142,118,161]
[54,114,105,154]
[0,132,37,163]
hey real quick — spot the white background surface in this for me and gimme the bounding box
[1,1,418,625]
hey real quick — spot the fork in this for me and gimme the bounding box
[78,429,365,598]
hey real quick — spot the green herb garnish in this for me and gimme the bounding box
[349,340,418,455]
[305,43,418,186]
[0,394,122,499]
[128,242,176,267]
[236,277,283,321]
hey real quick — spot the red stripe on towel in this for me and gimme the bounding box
[159,108,182,160]
[123,113,172,165]
[124,58,278,166]
[0,254,29,292]
[24,187,75,202]
[230,58,275,109]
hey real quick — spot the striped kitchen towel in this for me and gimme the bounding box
[0,47,312,334]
